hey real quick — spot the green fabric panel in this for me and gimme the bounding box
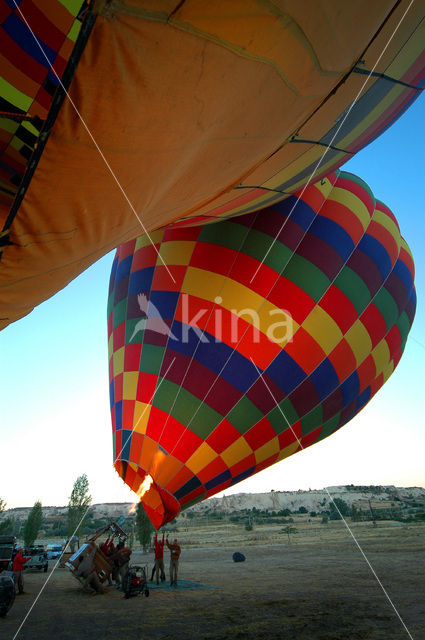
[396,311,411,349]
[125,318,145,345]
[283,253,330,302]
[0,77,32,111]
[240,230,292,274]
[189,403,223,440]
[267,397,299,434]
[227,396,264,434]
[107,292,114,318]
[67,19,82,42]
[112,298,127,329]
[318,413,341,441]
[139,343,164,375]
[198,221,249,252]
[181,493,207,510]
[373,287,399,331]
[301,404,323,437]
[334,267,371,314]
[58,0,85,17]
[169,386,203,427]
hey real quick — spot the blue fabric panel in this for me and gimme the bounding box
[340,370,360,407]
[109,381,115,408]
[205,469,232,491]
[116,255,133,283]
[120,429,132,460]
[310,215,355,261]
[3,13,57,67]
[356,386,371,411]
[149,290,180,320]
[109,256,119,293]
[308,358,339,401]
[115,400,123,429]
[230,466,256,485]
[393,259,413,293]
[128,267,154,294]
[219,351,259,394]
[358,234,392,279]
[274,196,316,230]
[266,350,307,395]
[174,476,203,500]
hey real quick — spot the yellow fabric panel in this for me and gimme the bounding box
[254,437,279,464]
[108,334,113,359]
[328,186,371,230]
[372,208,401,247]
[382,360,395,384]
[135,229,164,251]
[345,320,372,366]
[1,0,422,331]
[186,442,216,474]
[182,267,299,344]
[221,437,252,467]
[122,371,139,400]
[275,441,299,462]
[132,401,152,435]
[113,347,125,376]
[303,305,343,354]
[158,241,195,266]
[371,340,391,377]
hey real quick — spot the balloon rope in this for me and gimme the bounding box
[10,1,176,284]
[248,0,414,284]
[250,358,415,640]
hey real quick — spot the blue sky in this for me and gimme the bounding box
[1,96,424,510]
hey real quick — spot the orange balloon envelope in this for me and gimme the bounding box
[1,0,425,328]
[108,171,415,528]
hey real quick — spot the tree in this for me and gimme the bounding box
[282,525,297,543]
[0,498,14,535]
[136,503,153,551]
[23,501,43,547]
[67,474,91,537]
[329,497,350,520]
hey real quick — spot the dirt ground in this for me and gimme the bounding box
[2,522,425,640]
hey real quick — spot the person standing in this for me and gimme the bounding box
[110,540,131,587]
[166,537,181,586]
[12,547,31,594]
[153,533,165,584]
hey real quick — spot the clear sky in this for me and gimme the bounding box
[1,96,424,510]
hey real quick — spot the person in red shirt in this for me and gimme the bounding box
[12,547,31,594]
[166,537,181,586]
[153,533,165,584]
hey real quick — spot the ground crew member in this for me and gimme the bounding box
[166,537,181,586]
[153,533,165,584]
[12,547,31,594]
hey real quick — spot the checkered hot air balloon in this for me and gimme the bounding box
[107,171,415,528]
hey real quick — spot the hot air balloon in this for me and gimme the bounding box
[108,170,416,528]
[1,0,425,328]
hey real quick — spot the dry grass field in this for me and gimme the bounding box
[2,518,424,640]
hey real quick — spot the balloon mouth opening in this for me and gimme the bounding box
[115,461,179,529]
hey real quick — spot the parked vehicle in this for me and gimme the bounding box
[23,546,48,572]
[46,545,63,560]
[0,536,15,572]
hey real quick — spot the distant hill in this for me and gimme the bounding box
[3,485,425,523]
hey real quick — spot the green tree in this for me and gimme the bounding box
[282,525,297,543]
[67,474,92,537]
[329,497,350,520]
[23,501,43,547]
[136,503,153,551]
[0,498,14,534]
